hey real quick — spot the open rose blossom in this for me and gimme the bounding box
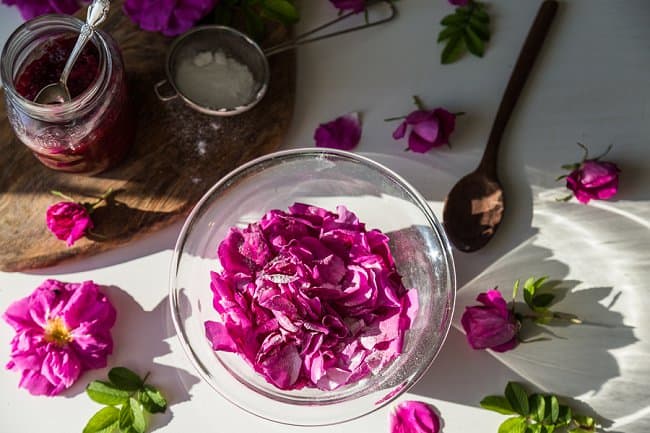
[460,289,519,352]
[390,400,441,433]
[123,0,219,37]
[46,201,94,247]
[204,203,419,390]
[3,280,116,396]
[329,0,366,13]
[392,108,457,153]
[314,112,362,150]
[1,0,88,20]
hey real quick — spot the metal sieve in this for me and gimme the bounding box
[154,0,397,116]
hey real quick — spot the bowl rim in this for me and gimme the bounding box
[168,147,457,425]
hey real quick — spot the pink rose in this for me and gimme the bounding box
[392,108,457,153]
[461,289,519,352]
[1,0,88,21]
[566,160,620,204]
[390,400,440,433]
[46,201,93,247]
[329,0,366,13]
[3,280,116,396]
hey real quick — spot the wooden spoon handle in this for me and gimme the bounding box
[479,0,558,177]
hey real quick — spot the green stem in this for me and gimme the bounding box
[88,188,114,211]
[142,372,151,386]
[593,143,613,161]
[50,190,75,202]
[412,95,426,111]
[577,142,590,161]
[384,115,407,122]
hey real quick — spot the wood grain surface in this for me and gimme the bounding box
[0,1,295,272]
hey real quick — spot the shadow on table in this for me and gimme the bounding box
[63,285,200,430]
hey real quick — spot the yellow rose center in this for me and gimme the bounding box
[44,317,73,347]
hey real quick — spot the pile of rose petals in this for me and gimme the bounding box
[205,203,418,390]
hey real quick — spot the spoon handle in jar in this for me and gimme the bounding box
[479,0,558,177]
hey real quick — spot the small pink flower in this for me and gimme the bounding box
[566,160,620,204]
[1,0,88,21]
[329,0,366,13]
[448,0,469,6]
[390,401,441,433]
[393,108,457,153]
[123,0,219,37]
[461,289,519,352]
[314,112,362,151]
[46,201,93,247]
[3,279,116,396]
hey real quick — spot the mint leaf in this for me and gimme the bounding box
[498,416,526,433]
[480,395,515,415]
[83,406,119,433]
[119,398,146,433]
[438,1,491,64]
[138,385,167,414]
[505,382,530,416]
[529,394,545,421]
[86,381,130,406]
[109,367,143,391]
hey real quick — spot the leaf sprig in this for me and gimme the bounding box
[481,382,597,433]
[514,277,582,327]
[438,0,491,64]
[83,367,167,433]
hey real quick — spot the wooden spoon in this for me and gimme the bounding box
[442,0,558,252]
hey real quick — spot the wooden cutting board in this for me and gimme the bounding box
[0,1,295,272]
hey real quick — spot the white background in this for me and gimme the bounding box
[1,1,649,432]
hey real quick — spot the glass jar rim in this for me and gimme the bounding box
[0,14,111,119]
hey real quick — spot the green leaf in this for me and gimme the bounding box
[83,406,119,433]
[526,425,542,433]
[138,385,167,414]
[532,293,555,309]
[441,35,465,64]
[86,381,130,406]
[505,382,530,416]
[441,14,466,27]
[243,5,265,40]
[119,398,146,433]
[498,417,527,433]
[512,279,520,300]
[437,25,461,42]
[544,395,559,423]
[568,429,592,433]
[109,367,143,391]
[480,395,516,415]
[523,277,537,308]
[261,0,299,24]
[529,394,546,421]
[573,414,595,428]
[469,16,490,41]
[473,6,490,23]
[464,26,485,57]
[558,404,572,426]
[541,426,555,433]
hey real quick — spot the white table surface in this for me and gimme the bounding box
[1,1,649,432]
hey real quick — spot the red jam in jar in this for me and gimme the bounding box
[1,15,135,175]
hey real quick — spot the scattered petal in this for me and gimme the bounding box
[390,400,441,433]
[314,112,362,151]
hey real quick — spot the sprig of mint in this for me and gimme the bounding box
[83,367,167,433]
[438,0,491,64]
[481,382,597,433]
[212,0,299,40]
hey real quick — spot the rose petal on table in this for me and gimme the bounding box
[390,400,441,433]
[314,112,362,150]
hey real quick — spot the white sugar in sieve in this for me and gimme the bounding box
[154,0,397,116]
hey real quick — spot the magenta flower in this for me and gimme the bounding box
[392,108,457,153]
[123,0,219,37]
[205,203,418,391]
[329,0,366,13]
[314,112,362,151]
[1,0,88,20]
[560,143,620,204]
[46,201,93,247]
[448,0,469,6]
[461,289,519,352]
[390,401,441,433]
[3,280,116,396]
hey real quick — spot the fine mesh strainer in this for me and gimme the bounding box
[154,0,397,116]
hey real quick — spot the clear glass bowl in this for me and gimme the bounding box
[169,149,456,425]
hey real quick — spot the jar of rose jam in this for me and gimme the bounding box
[1,15,135,175]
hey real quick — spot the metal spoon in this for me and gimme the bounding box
[34,0,110,104]
[442,0,558,252]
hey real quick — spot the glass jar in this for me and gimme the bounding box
[1,15,135,175]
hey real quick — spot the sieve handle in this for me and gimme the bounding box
[154,79,178,102]
[263,0,397,57]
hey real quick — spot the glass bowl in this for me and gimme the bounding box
[169,148,456,426]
